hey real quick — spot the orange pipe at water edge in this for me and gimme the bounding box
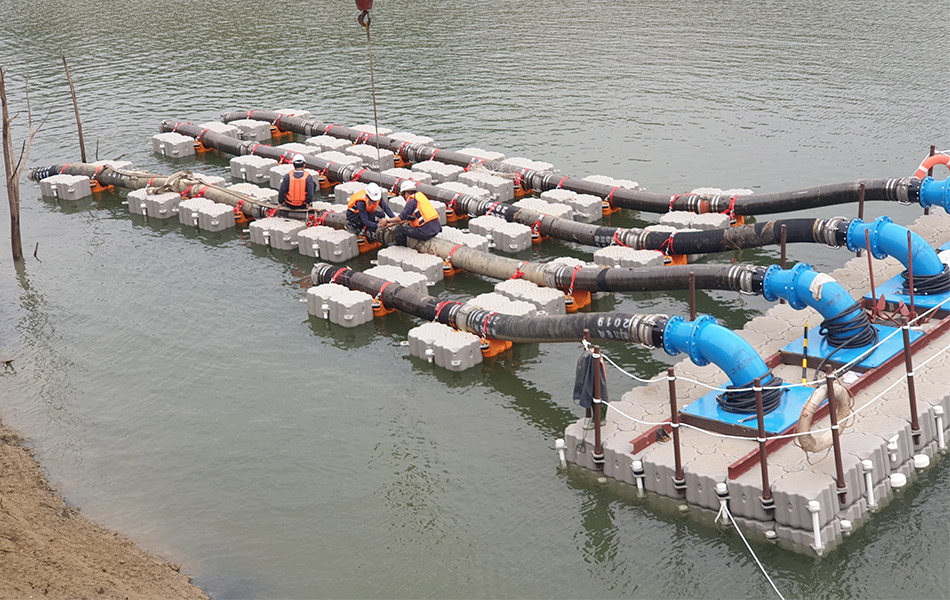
[664,254,688,266]
[480,338,512,358]
[357,237,382,254]
[565,289,591,313]
[318,173,336,189]
[89,179,113,193]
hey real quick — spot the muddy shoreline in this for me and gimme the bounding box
[0,417,208,600]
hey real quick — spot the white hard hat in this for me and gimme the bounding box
[292,153,306,164]
[399,180,417,194]
[366,182,382,201]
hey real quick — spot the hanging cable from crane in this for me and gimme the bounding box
[356,0,383,168]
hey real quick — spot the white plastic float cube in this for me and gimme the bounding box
[151,132,195,158]
[494,279,565,315]
[193,173,226,187]
[275,108,311,120]
[269,164,319,190]
[467,292,537,317]
[400,253,444,285]
[317,229,359,263]
[328,289,374,328]
[178,197,214,226]
[390,132,435,146]
[434,330,482,372]
[541,189,602,223]
[334,181,367,205]
[145,192,182,219]
[436,227,490,253]
[381,167,432,186]
[457,171,514,202]
[305,135,350,152]
[230,155,278,184]
[126,189,151,215]
[513,197,574,220]
[584,174,640,190]
[248,217,306,251]
[39,174,92,201]
[690,212,731,230]
[296,225,334,258]
[198,121,241,139]
[364,265,428,295]
[457,147,505,161]
[412,160,464,184]
[307,282,349,318]
[351,123,392,136]
[437,181,490,203]
[430,200,447,225]
[90,159,133,171]
[408,321,455,362]
[276,142,317,157]
[467,215,507,238]
[314,151,363,170]
[227,182,278,204]
[593,246,664,268]
[345,144,395,171]
[491,222,533,253]
[197,203,236,232]
[376,246,418,268]
[228,119,272,141]
[503,157,555,173]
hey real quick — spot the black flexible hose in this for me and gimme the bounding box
[819,302,878,349]
[901,264,950,295]
[717,372,785,415]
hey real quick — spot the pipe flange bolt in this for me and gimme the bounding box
[686,314,715,367]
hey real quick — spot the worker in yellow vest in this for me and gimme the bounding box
[378,181,442,246]
[346,182,394,234]
[278,154,316,210]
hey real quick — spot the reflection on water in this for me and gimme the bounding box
[0,0,948,598]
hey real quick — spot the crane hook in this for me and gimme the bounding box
[355,0,373,27]
[358,10,371,27]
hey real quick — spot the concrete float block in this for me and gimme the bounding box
[407,322,454,362]
[40,174,92,201]
[584,174,640,190]
[458,147,505,162]
[390,132,435,146]
[345,144,395,171]
[364,265,428,295]
[305,135,350,152]
[494,279,565,315]
[492,222,533,253]
[307,283,349,317]
[151,132,195,158]
[376,246,418,268]
[318,229,359,263]
[436,227,490,253]
[467,293,537,317]
[228,119,272,141]
[126,189,151,216]
[437,180,490,203]
[197,203,236,232]
[414,161,464,184]
[564,193,603,223]
[296,226,334,259]
[145,192,183,219]
[401,253,444,285]
[503,157,555,173]
[328,289,374,328]
[227,182,278,204]
[467,215,507,238]
[230,155,278,184]
[269,164,319,190]
[433,330,482,372]
[334,181,367,205]
[351,123,392,136]
[381,167,432,186]
[513,197,574,220]
[457,171,514,202]
[197,121,241,139]
[177,197,214,226]
[248,217,306,251]
[314,151,363,170]
[771,470,838,529]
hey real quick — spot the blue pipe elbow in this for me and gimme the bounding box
[845,216,944,276]
[662,314,771,388]
[920,176,950,212]
[761,263,856,318]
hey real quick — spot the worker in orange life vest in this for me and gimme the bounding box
[346,182,395,234]
[378,181,442,246]
[278,154,316,210]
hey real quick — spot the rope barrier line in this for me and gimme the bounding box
[716,503,788,600]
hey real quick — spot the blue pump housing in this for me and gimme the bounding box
[662,314,771,388]
[761,262,857,319]
[919,176,950,212]
[845,216,944,277]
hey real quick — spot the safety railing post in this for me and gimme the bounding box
[865,229,878,318]
[688,272,697,321]
[857,183,866,256]
[754,378,774,512]
[925,145,935,216]
[901,318,922,447]
[583,329,592,420]
[825,368,848,505]
[592,345,605,469]
[907,231,917,322]
[668,368,686,495]
[779,225,787,304]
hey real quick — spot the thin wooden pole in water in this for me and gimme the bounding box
[62,53,87,164]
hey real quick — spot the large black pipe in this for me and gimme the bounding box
[160,121,853,255]
[222,110,922,216]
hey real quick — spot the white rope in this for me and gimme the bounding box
[716,503,787,600]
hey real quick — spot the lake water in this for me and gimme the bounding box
[1,1,948,598]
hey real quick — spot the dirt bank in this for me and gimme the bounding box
[0,418,208,600]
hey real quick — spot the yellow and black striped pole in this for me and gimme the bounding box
[801,321,809,384]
